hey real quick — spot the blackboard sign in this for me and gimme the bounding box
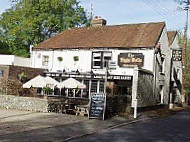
[89,93,106,120]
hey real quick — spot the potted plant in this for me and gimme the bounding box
[57,56,63,62]
[73,56,79,62]
[18,72,27,83]
[43,87,53,95]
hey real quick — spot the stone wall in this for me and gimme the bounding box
[0,94,48,112]
[137,69,160,107]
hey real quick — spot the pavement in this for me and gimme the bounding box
[0,106,188,142]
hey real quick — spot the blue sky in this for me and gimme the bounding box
[0,0,187,33]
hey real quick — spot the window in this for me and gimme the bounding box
[91,80,98,93]
[0,70,4,77]
[83,80,90,98]
[92,52,112,69]
[99,81,105,93]
[103,52,112,67]
[42,55,49,66]
[92,52,102,69]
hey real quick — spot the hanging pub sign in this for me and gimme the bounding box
[89,93,106,120]
[118,53,144,67]
[172,49,182,61]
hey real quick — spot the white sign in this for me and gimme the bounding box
[108,61,117,70]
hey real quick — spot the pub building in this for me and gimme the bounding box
[31,17,181,107]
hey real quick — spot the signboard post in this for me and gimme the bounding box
[89,93,106,120]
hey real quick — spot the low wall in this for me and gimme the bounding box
[106,95,131,117]
[0,94,48,112]
[137,69,160,107]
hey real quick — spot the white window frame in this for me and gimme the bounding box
[42,55,49,66]
[92,51,112,69]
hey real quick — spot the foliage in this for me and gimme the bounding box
[177,32,190,88]
[73,56,79,62]
[57,56,63,62]
[18,72,27,83]
[0,0,87,57]
[0,40,11,54]
[43,86,53,95]
[186,88,190,95]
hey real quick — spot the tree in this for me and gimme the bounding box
[0,0,87,57]
[178,32,190,90]
[0,40,11,54]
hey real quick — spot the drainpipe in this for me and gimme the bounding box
[153,52,157,103]
[169,52,174,109]
[132,67,139,118]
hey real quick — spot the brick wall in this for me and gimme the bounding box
[0,65,9,79]
[8,66,45,80]
[0,65,45,96]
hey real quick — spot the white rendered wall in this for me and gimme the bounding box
[14,56,30,67]
[31,48,154,76]
[0,55,14,65]
[157,27,171,104]
[0,54,30,67]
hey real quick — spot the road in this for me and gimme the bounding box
[0,108,189,142]
[71,110,190,142]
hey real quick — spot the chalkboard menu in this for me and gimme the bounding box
[89,93,106,120]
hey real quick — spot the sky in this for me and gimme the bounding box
[0,0,188,33]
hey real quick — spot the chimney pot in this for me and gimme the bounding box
[91,16,107,27]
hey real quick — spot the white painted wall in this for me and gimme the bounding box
[155,27,171,104]
[31,48,155,76]
[14,56,30,67]
[0,54,30,67]
[0,55,14,65]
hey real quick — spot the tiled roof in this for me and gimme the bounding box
[167,31,177,46]
[34,22,165,50]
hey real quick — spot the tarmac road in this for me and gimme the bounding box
[0,107,189,142]
[71,110,190,142]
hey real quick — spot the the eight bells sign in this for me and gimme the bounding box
[172,49,182,61]
[118,53,144,67]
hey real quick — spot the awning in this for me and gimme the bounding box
[23,75,60,88]
[60,78,86,89]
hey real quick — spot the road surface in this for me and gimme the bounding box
[71,110,190,142]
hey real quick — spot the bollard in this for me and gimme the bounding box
[134,99,138,118]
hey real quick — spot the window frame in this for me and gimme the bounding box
[0,70,4,77]
[91,51,112,69]
[42,55,49,66]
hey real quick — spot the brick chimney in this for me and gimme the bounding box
[91,16,107,27]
